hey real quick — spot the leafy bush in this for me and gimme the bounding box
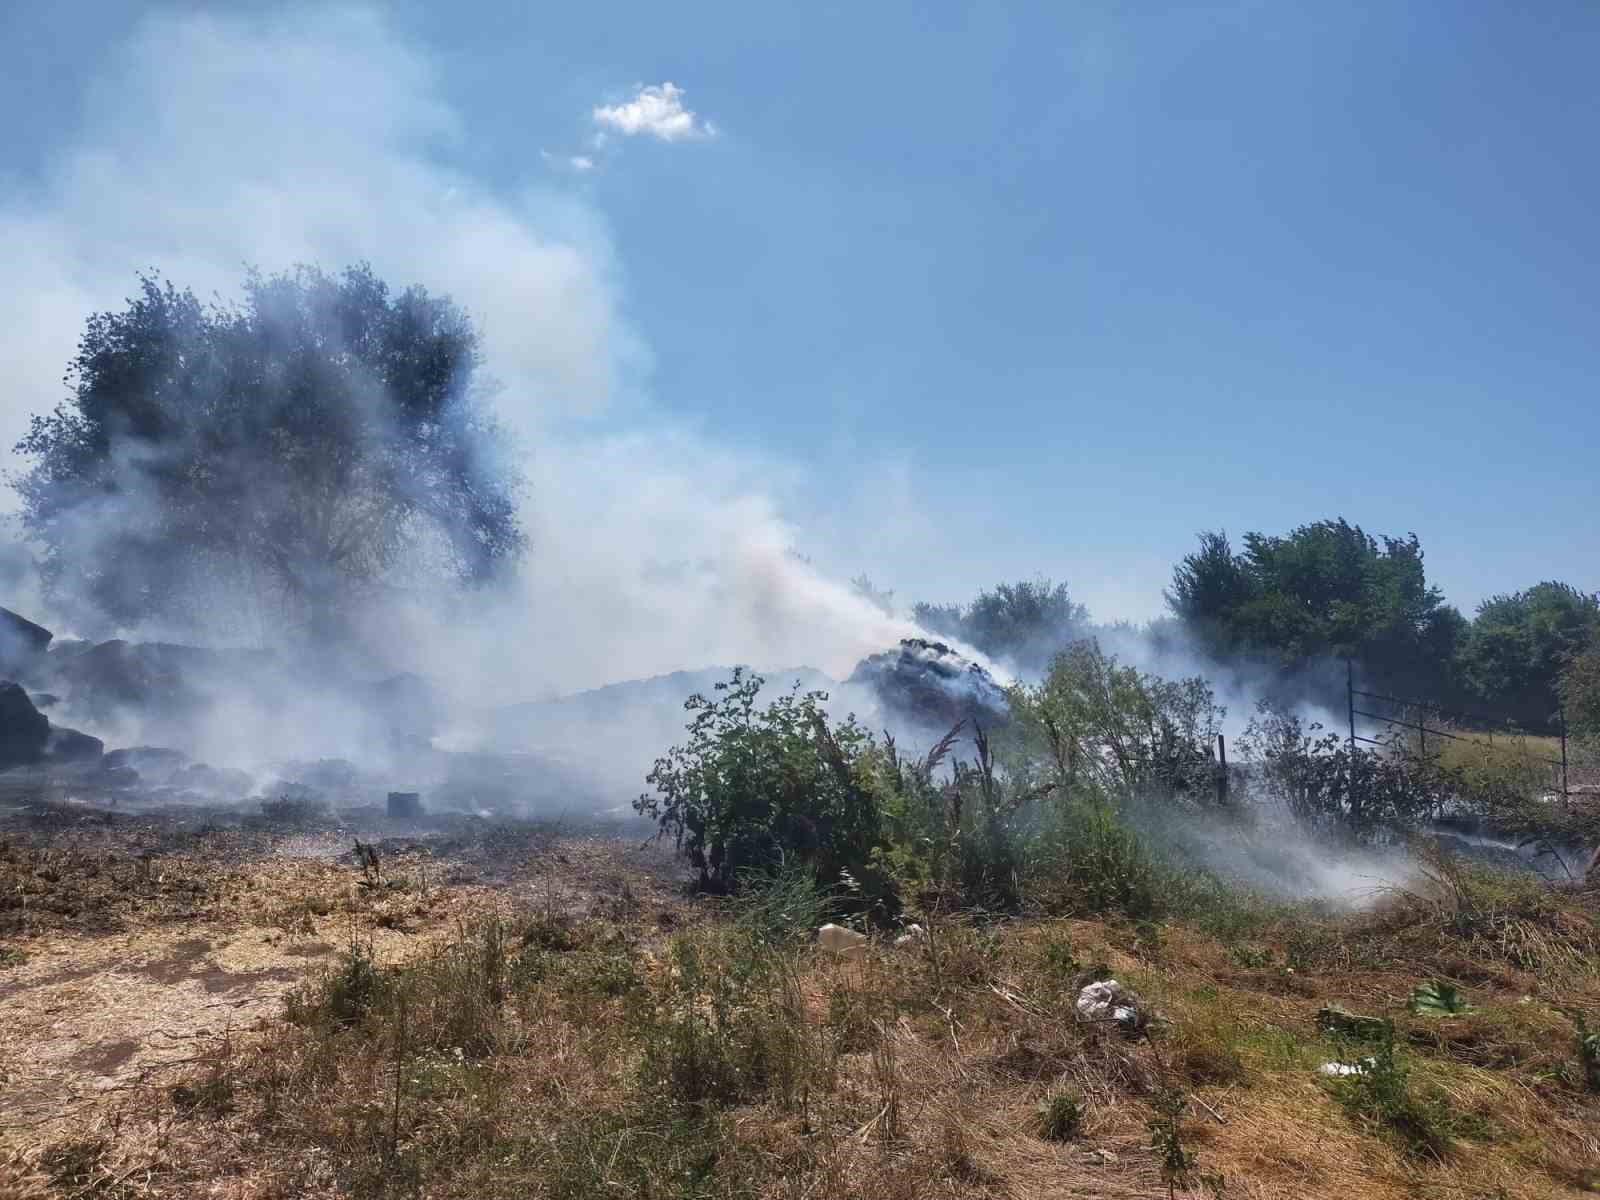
[637,647,1265,925]
[636,669,893,912]
[1239,701,1447,841]
[1007,640,1226,807]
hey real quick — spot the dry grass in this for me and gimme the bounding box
[2,821,1597,1200]
[1430,734,1563,773]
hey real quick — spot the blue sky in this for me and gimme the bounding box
[2,2,1596,668]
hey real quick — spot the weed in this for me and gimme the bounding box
[1284,924,1330,972]
[923,918,1001,989]
[1035,1086,1084,1141]
[826,983,882,1054]
[869,1028,901,1144]
[518,912,581,953]
[1057,801,1164,917]
[563,948,641,998]
[171,1066,234,1118]
[289,934,386,1028]
[535,1104,756,1199]
[1323,1028,1487,1159]
[1135,919,1167,963]
[1317,1005,1390,1043]
[731,861,833,946]
[1039,935,1080,984]
[1175,1021,1245,1085]
[1146,1086,1199,1199]
[937,1115,988,1183]
[1410,980,1473,1016]
[39,1139,113,1194]
[258,794,331,826]
[1575,1012,1600,1093]
[1228,943,1274,970]
[639,930,815,1108]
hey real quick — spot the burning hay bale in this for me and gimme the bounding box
[103,746,190,782]
[0,606,52,678]
[0,681,50,769]
[846,638,1009,733]
[387,791,424,819]
[0,678,105,770]
[42,726,102,764]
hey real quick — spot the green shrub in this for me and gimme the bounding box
[292,937,386,1028]
[1053,801,1164,916]
[1035,1087,1083,1141]
[1147,1086,1199,1194]
[635,669,895,914]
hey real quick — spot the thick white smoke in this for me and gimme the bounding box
[0,6,978,731]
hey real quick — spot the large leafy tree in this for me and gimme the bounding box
[912,577,1089,673]
[11,265,523,638]
[1561,641,1600,752]
[1166,520,1463,697]
[1456,582,1599,730]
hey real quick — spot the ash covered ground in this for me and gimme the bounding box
[2,602,1009,828]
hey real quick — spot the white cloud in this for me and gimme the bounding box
[592,82,715,142]
[540,149,596,172]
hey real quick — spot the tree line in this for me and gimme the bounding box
[884,520,1598,741]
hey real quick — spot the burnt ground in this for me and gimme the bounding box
[0,783,688,1156]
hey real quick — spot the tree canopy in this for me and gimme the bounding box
[1457,583,1600,729]
[912,577,1089,673]
[10,264,523,639]
[1166,520,1463,697]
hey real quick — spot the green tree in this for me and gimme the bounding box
[1167,520,1463,696]
[912,577,1089,672]
[1560,641,1600,751]
[10,264,523,638]
[1164,530,1252,649]
[1456,583,1598,729]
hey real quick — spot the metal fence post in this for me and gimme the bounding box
[1346,659,1356,801]
[1560,702,1570,803]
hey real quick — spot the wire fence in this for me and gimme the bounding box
[1343,660,1573,800]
